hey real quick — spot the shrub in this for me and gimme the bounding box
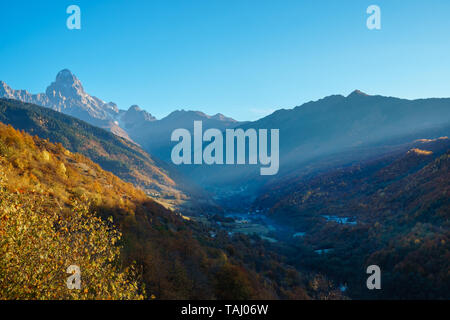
[0,172,144,300]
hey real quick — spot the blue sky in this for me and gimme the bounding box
[1,0,450,120]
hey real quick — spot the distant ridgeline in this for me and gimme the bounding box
[254,136,450,299]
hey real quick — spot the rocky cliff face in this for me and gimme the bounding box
[0,80,49,106]
[0,69,239,146]
[45,69,118,121]
[0,70,138,140]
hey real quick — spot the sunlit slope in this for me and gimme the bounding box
[0,98,188,205]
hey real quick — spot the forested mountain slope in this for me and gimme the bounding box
[254,137,450,299]
[0,98,194,208]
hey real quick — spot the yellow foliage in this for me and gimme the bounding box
[0,123,150,299]
[410,148,433,156]
[0,172,144,300]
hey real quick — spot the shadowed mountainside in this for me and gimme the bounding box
[253,137,450,299]
[184,90,450,191]
[126,109,241,162]
[245,90,450,167]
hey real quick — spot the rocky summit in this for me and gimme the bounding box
[0,69,153,141]
[0,69,237,143]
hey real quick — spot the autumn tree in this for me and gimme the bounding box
[0,172,144,300]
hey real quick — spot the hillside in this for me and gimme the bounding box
[0,98,197,208]
[0,122,344,299]
[254,137,450,299]
[192,91,450,189]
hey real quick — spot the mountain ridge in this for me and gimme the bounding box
[252,136,450,299]
[0,70,239,142]
[0,98,195,209]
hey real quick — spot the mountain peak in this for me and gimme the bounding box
[122,104,156,124]
[55,69,79,85]
[211,113,237,122]
[128,104,142,111]
[46,69,86,101]
[348,90,369,98]
[0,80,12,95]
[164,110,238,122]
